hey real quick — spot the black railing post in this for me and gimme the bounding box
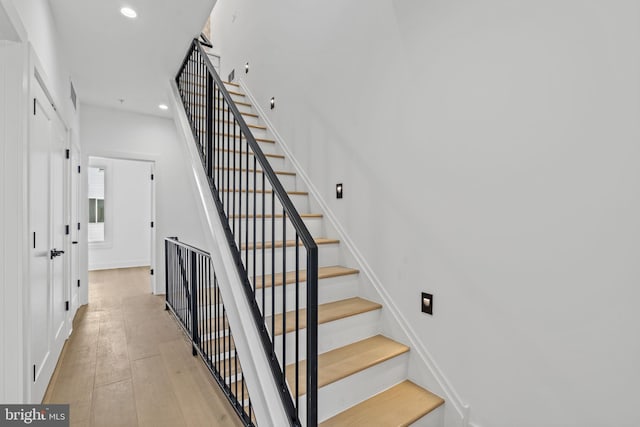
[306,247,319,427]
[206,73,213,180]
[165,239,169,310]
[191,252,199,356]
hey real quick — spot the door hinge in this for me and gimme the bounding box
[33,364,36,382]
[65,149,70,159]
[77,165,81,174]
[151,221,154,228]
[33,232,36,249]
[33,99,36,115]
[151,173,154,180]
[77,222,81,230]
[77,279,80,288]
[65,301,69,311]
[150,269,154,276]
[65,225,70,235]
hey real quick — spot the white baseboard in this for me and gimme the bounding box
[88,260,150,271]
[240,78,472,427]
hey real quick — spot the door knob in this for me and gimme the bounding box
[50,249,65,259]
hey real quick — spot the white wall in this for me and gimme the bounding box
[211,1,640,426]
[81,104,207,293]
[88,157,152,271]
[1,0,80,404]
[0,41,28,404]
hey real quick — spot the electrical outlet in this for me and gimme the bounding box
[421,292,433,315]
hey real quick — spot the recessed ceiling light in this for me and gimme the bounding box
[158,104,169,110]
[120,7,137,18]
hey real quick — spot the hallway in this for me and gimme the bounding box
[43,267,243,427]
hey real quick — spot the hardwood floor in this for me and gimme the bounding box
[43,266,243,427]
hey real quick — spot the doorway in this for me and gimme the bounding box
[87,156,156,294]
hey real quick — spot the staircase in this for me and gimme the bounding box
[174,38,445,426]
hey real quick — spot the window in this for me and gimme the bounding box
[88,167,105,243]
[88,198,104,223]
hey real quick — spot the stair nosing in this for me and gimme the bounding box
[272,297,381,336]
[241,237,339,251]
[287,335,410,396]
[255,265,358,289]
[319,380,445,427]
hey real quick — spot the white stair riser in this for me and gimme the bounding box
[270,309,381,362]
[211,152,286,175]
[215,170,297,192]
[212,139,280,157]
[296,352,410,425]
[218,192,310,217]
[241,244,340,276]
[213,144,281,161]
[411,404,445,427]
[212,122,269,140]
[252,273,360,314]
[231,217,323,244]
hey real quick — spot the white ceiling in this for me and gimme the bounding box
[49,0,215,117]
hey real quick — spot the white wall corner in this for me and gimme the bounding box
[239,78,472,427]
[0,0,28,42]
[168,79,291,427]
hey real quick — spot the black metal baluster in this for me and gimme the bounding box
[295,233,300,414]
[238,127,242,261]
[282,211,287,379]
[215,275,219,375]
[245,138,249,273]
[271,190,276,345]
[262,171,266,319]
[206,74,213,180]
[191,251,198,356]
[231,106,235,237]
[253,156,257,298]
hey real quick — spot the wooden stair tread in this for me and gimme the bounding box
[204,335,236,352]
[273,297,381,336]
[219,119,266,130]
[210,133,275,143]
[231,213,322,219]
[182,88,248,101]
[221,188,307,195]
[286,335,409,396]
[320,381,444,427]
[214,147,284,159]
[241,237,339,251]
[256,265,357,289]
[223,81,240,87]
[219,166,295,176]
[184,103,258,118]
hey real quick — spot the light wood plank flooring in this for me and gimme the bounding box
[43,266,243,427]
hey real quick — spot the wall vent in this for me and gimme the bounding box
[70,80,77,110]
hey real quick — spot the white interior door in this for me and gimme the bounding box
[29,84,53,402]
[29,81,70,402]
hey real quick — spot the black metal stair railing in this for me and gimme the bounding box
[165,237,256,426]
[175,38,319,427]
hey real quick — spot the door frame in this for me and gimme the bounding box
[84,154,157,294]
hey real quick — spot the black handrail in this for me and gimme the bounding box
[165,237,255,426]
[175,39,319,426]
